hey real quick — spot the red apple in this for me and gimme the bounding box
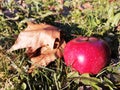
[63,36,111,75]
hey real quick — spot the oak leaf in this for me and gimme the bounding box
[8,22,66,73]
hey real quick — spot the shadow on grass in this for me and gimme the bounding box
[103,30,119,62]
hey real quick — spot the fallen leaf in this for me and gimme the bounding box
[116,22,120,31]
[8,22,66,73]
[0,0,2,10]
[9,22,60,52]
[42,0,64,11]
[28,47,57,73]
[78,2,93,11]
[109,0,117,3]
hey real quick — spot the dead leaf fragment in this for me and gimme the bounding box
[78,2,93,11]
[116,22,120,31]
[8,22,66,73]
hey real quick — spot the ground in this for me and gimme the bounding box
[0,0,120,90]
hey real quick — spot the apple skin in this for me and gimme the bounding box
[63,37,111,75]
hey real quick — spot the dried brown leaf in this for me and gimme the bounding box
[56,40,66,58]
[116,23,120,31]
[8,22,66,73]
[78,2,93,11]
[109,0,117,3]
[8,22,60,52]
[28,47,57,73]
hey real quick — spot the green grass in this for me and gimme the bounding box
[0,0,120,90]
